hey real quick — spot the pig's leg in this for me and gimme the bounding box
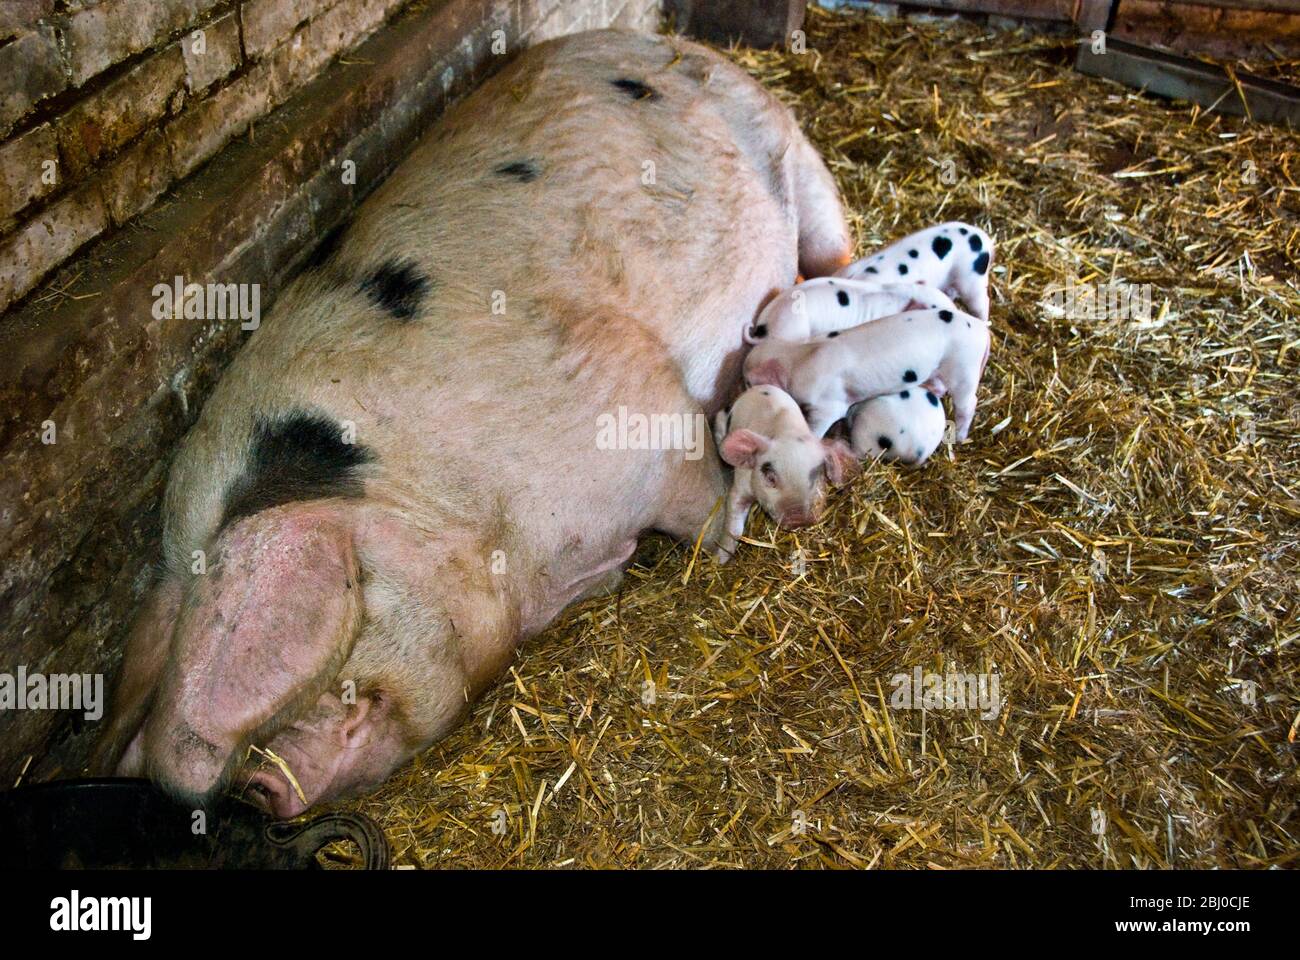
[792,136,853,278]
[88,576,183,775]
[952,276,991,323]
[142,505,364,802]
[723,484,754,559]
[946,368,980,442]
[653,445,733,563]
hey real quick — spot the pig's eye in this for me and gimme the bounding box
[760,462,779,486]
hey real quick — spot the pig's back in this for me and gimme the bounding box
[162,30,806,570]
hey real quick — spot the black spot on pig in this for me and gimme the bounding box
[939,309,953,323]
[903,370,918,382]
[827,330,840,338]
[931,236,952,259]
[900,390,910,399]
[864,266,878,274]
[958,227,968,235]
[837,290,849,307]
[878,436,892,450]
[908,249,918,258]
[305,216,353,270]
[973,252,990,275]
[495,159,540,183]
[969,234,983,252]
[927,391,939,406]
[898,264,909,275]
[612,78,658,101]
[221,410,376,528]
[361,260,430,321]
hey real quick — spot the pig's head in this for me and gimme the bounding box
[720,427,857,528]
[851,390,946,467]
[108,505,442,817]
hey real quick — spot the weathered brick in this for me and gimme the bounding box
[58,47,186,179]
[165,64,272,179]
[522,0,569,40]
[0,0,55,41]
[0,122,59,222]
[181,10,243,93]
[100,128,174,226]
[0,24,67,137]
[63,0,222,87]
[0,183,108,312]
[264,0,404,105]
[241,0,341,58]
[616,1,662,32]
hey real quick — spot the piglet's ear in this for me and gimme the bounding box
[822,439,860,486]
[746,358,787,390]
[720,429,770,468]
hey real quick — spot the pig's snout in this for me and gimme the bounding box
[242,767,309,819]
[778,504,820,529]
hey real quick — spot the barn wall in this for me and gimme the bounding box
[0,0,662,784]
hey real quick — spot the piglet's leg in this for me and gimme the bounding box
[954,276,991,323]
[718,485,753,561]
[947,373,979,442]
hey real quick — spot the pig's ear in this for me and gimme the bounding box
[746,358,787,389]
[720,429,770,468]
[822,438,860,486]
[143,507,363,802]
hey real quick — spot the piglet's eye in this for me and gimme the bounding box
[761,462,779,486]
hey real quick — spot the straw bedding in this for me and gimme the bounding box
[336,4,1299,868]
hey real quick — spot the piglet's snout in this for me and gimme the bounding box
[778,495,824,529]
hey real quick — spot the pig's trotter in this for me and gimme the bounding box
[792,136,853,277]
[89,577,184,775]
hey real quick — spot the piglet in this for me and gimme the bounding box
[850,387,947,466]
[836,222,993,322]
[745,307,990,440]
[745,278,958,343]
[714,385,857,547]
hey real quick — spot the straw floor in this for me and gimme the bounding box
[337,4,1300,868]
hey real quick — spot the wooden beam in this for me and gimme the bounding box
[1076,36,1300,126]
[666,0,806,48]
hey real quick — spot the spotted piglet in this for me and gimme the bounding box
[713,385,857,549]
[744,306,990,440]
[836,222,993,322]
[850,388,947,466]
[745,278,958,343]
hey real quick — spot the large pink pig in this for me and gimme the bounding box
[90,30,851,816]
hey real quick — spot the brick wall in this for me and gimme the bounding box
[0,0,662,785]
